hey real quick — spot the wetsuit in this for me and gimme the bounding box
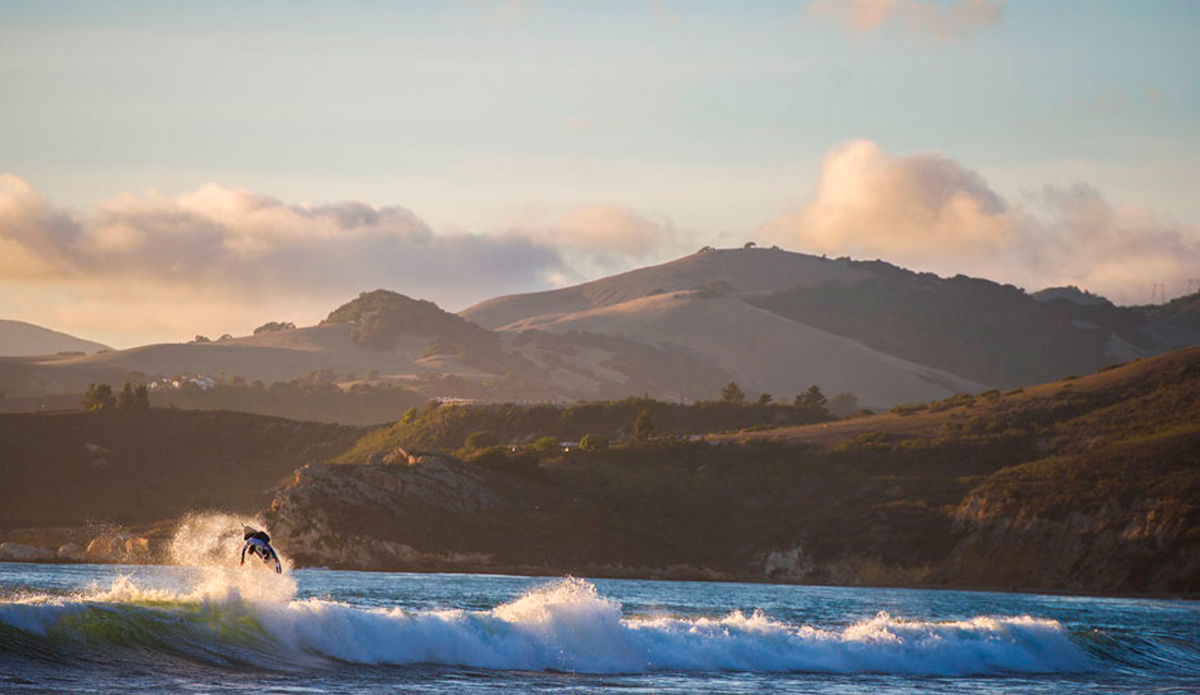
[240,536,281,573]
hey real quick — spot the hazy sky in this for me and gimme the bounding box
[2,1,1198,347]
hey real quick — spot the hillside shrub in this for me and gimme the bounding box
[464,431,500,450]
[579,434,609,452]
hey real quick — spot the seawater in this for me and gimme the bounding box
[1,562,1197,694]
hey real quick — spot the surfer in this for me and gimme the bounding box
[240,525,282,574]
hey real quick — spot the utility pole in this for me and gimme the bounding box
[1150,283,1167,304]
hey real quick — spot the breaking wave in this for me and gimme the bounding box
[0,572,1094,675]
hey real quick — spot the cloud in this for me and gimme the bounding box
[0,176,569,344]
[807,0,1004,40]
[0,176,693,345]
[510,203,687,280]
[1,177,565,300]
[762,140,1200,305]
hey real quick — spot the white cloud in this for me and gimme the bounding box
[510,203,689,280]
[0,176,569,345]
[762,140,1200,305]
[807,0,1004,41]
[0,176,696,346]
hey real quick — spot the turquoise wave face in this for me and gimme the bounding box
[0,574,1095,675]
[2,562,1198,695]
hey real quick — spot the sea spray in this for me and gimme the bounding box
[167,511,296,603]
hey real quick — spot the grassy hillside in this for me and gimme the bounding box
[747,262,1170,387]
[336,397,830,461]
[498,291,985,407]
[0,409,363,529]
[460,247,871,329]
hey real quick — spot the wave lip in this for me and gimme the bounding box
[2,576,1094,675]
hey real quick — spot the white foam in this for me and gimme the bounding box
[0,574,1092,675]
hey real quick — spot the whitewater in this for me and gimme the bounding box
[1,520,1197,693]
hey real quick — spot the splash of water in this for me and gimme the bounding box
[165,511,296,604]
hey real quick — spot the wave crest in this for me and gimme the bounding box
[0,574,1093,675]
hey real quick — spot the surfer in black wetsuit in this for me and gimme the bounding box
[240,525,282,573]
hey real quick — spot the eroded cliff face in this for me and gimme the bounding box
[946,492,1200,593]
[264,448,508,571]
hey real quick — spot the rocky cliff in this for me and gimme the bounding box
[265,449,509,571]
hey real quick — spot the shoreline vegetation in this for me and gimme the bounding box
[1,346,1197,598]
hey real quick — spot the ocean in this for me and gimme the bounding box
[1,561,1196,694]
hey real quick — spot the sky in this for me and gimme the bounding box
[1,0,1198,347]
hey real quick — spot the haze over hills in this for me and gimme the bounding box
[0,320,111,357]
[3,247,1198,412]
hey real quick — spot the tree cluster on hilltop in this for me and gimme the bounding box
[82,382,149,412]
[1136,289,1200,331]
[322,290,494,350]
[254,321,296,334]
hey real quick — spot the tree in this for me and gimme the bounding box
[794,385,828,416]
[218,333,233,341]
[119,382,136,410]
[120,382,150,411]
[756,393,773,405]
[532,436,559,455]
[133,384,150,410]
[827,392,859,418]
[579,434,609,452]
[193,335,210,343]
[633,409,655,441]
[254,321,296,335]
[743,241,757,249]
[721,381,746,405]
[82,383,116,411]
[400,407,419,424]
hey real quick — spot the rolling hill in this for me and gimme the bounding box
[460,246,871,329]
[501,289,984,406]
[0,320,111,357]
[5,248,1197,412]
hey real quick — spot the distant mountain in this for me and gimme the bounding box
[461,247,871,329]
[4,298,497,400]
[467,248,1199,394]
[0,320,111,357]
[746,262,1187,388]
[5,248,1198,411]
[501,289,984,406]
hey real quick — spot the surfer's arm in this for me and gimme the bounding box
[240,541,249,565]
